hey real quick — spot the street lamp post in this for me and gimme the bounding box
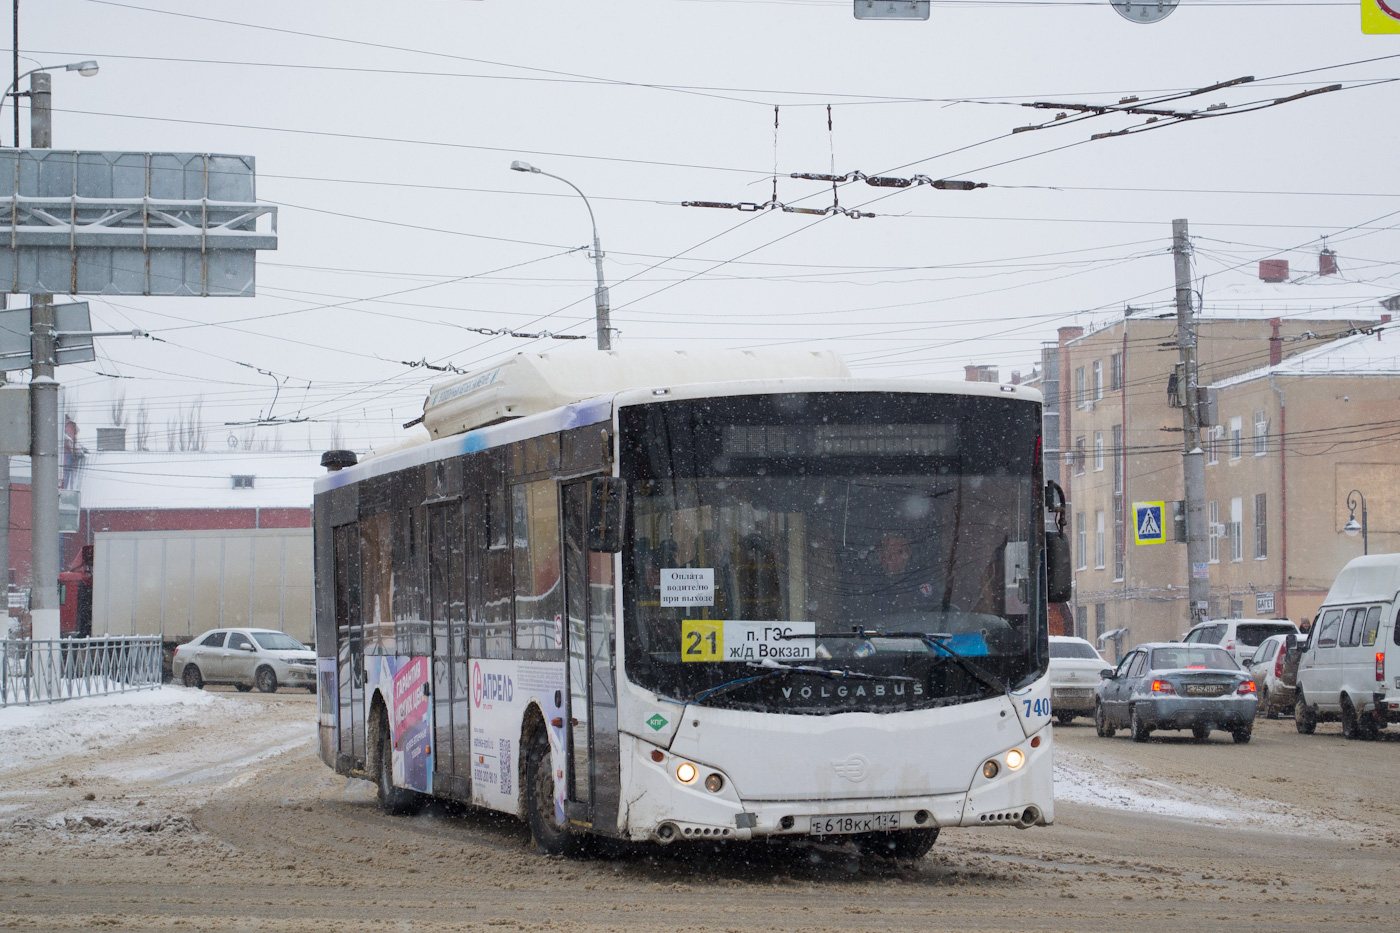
[510,160,612,350]
[1,60,98,147]
[1344,489,1368,555]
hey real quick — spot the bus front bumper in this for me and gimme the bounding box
[617,728,1053,844]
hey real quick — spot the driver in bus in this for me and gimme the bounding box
[873,533,943,614]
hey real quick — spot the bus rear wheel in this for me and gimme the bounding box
[526,729,583,857]
[856,827,939,861]
[371,708,422,816]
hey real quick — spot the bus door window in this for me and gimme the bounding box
[473,471,513,660]
[563,479,622,833]
[428,504,454,779]
[450,499,472,783]
[333,523,363,764]
[563,482,592,807]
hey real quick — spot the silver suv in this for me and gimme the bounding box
[1183,619,1299,666]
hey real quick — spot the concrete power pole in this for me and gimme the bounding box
[27,70,59,640]
[1173,218,1209,627]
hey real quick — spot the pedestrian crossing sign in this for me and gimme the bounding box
[1133,501,1166,545]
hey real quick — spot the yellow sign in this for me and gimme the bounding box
[681,619,723,662]
[1362,0,1400,33]
[1133,501,1166,545]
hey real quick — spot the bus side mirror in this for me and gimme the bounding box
[587,477,626,552]
[1045,531,1072,603]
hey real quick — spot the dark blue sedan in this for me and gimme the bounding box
[1094,642,1258,743]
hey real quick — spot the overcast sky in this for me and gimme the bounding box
[13,0,1400,452]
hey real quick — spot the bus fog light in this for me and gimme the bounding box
[982,760,999,779]
[1005,748,1025,771]
[675,762,698,784]
[704,773,724,793]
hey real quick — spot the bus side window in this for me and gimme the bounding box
[513,480,563,653]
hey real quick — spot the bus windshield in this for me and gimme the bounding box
[619,392,1046,714]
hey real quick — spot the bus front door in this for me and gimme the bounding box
[562,481,620,835]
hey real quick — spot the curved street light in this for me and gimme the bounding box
[1343,488,1368,555]
[510,160,612,350]
[2,60,99,147]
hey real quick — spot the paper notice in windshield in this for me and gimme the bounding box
[660,568,714,607]
[681,620,816,662]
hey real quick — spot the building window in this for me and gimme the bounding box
[1111,425,1123,492]
[1229,599,1244,620]
[1076,605,1088,640]
[1093,431,1104,472]
[1110,353,1122,392]
[1095,603,1106,641]
[1253,410,1268,456]
[1229,416,1242,460]
[1254,493,1267,560]
[1076,511,1087,571]
[1092,360,1103,400]
[231,475,254,489]
[1208,500,1220,563]
[1094,510,1105,569]
[1075,366,1086,408]
[1229,497,1243,562]
[1206,425,1219,465]
[1074,436,1086,475]
[1112,494,1125,581]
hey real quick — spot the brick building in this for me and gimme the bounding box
[1048,254,1396,648]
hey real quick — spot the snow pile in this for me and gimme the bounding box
[0,687,227,773]
[1053,748,1357,838]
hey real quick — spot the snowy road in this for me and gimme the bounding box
[1,688,1397,932]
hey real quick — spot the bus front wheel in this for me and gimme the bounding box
[856,827,939,861]
[526,729,583,857]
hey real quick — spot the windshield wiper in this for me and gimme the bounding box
[689,657,918,704]
[806,628,1009,697]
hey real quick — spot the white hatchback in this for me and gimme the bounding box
[1049,635,1105,724]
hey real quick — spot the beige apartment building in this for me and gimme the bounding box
[1048,257,1395,649]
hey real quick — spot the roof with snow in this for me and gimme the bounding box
[1070,252,1396,345]
[1212,324,1400,390]
[72,450,325,511]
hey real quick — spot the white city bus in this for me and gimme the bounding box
[313,349,1064,858]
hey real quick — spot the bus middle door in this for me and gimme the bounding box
[561,480,620,835]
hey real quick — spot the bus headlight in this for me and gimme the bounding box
[675,762,698,784]
[704,773,724,793]
[982,760,999,779]
[1005,748,1026,771]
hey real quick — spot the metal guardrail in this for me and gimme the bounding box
[0,636,162,706]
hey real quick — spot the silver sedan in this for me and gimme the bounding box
[172,628,316,694]
[1094,642,1257,743]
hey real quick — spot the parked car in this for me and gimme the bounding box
[172,628,316,694]
[1293,554,1400,740]
[1094,642,1256,743]
[1049,635,1106,724]
[1182,618,1299,665]
[1246,633,1297,719]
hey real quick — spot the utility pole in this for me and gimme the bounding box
[27,69,58,640]
[1174,218,1208,627]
